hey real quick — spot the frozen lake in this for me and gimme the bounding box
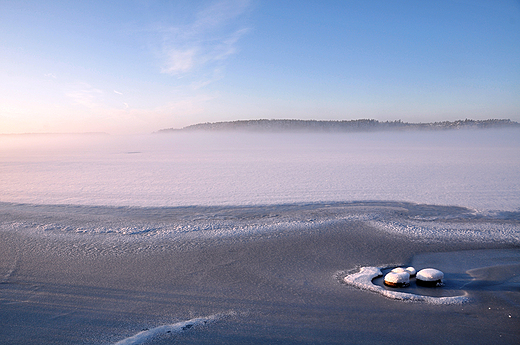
[1,129,519,345]
[1,129,519,211]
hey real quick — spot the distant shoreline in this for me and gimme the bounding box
[158,118,520,133]
[0,132,109,136]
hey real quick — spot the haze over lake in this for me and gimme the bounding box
[1,129,518,211]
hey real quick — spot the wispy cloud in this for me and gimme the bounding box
[66,83,103,108]
[159,0,251,80]
[162,48,198,75]
[189,67,225,90]
[192,0,250,32]
[58,79,217,133]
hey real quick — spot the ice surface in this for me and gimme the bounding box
[1,130,518,344]
[0,129,519,211]
[1,202,518,246]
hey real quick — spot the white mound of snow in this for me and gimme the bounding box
[390,267,416,276]
[113,311,235,345]
[405,266,417,276]
[384,271,410,285]
[416,268,444,281]
[390,266,416,276]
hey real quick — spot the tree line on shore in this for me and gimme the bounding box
[158,118,519,133]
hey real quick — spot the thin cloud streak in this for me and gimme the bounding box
[59,80,217,134]
[159,0,251,78]
[162,48,197,75]
[193,0,250,31]
[65,83,103,108]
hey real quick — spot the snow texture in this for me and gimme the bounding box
[0,201,518,247]
[1,130,519,211]
[113,312,234,345]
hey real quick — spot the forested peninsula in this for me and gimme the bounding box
[158,119,519,133]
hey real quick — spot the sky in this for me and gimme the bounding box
[1,0,519,134]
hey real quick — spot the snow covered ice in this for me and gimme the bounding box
[0,129,519,211]
[1,129,519,344]
[1,129,519,244]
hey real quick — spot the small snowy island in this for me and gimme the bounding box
[342,266,468,304]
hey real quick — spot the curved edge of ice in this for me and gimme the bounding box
[341,267,470,305]
[113,311,236,345]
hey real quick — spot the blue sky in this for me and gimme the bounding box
[1,0,519,134]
